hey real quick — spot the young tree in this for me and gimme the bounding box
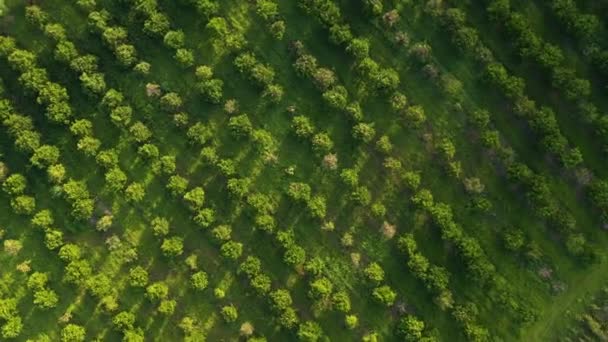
[95,214,114,232]
[297,321,323,342]
[105,167,127,191]
[160,92,183,112]
[30,145,60,169]
[173,47,194,67]
[228,114,253,138]
[110,105,132,127]
[332,291,351,312]
[397,315,425,341]
[47,164,66,184]
[33,289,59,309]
[221,305,238,323]
[146,282,169,301]
[1,316,23,339]
[112,311,135,331]
[163,30,185,49]
[158,299,177,315]
[220,241,243,260]
[292,115,315,139]
[372,285,396,306]
[194,208,215,228]
[167,175,189,196]
[77,136,101,157]
[64,259,92,285]
[151,217,170,237]
[125,182,146,203]
[312,132,334,153]
[3,174,27,196]
[11,195,36,215]
[115,44,137,67]
[363,262,385,284]
[184,187,205,209]
[27,272,49,290]
[31,209,54,230]
[270,289,293,312]
[345,315,358,329]
[60,324,86,342]
[58,244,81,262]
[191,271,208,291]
[161,237,184,258]
[308,277,333,300]
[129,266,149,288]
[129,122,152,143]
[212,225,232,241]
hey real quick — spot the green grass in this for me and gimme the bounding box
[0,0,607,340]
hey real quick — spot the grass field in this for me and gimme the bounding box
[0,0,607,341]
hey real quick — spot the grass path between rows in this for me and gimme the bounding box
[525,257,608,340]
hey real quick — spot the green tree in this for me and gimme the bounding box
[167,175,189,196]
[312,132,333,153]
[403,105,426,127]
[175,49,194,68]
[184,187,205,209]
[212,225,232,241]
[163,30,185,49]
[194,208,215,228]
[31,209,55,230]
[110,105,132,127]
[144,12,170,36]
[58,244,81,262]
[191,271,209,291]
[297,321,323,342]
[292,116,315,138]
[125,182,145,203]
[161,236,184,258]
[238,256,261,277]
[1,316,23,339]
[70,119,93,137]
[3,174,26,196]
[270,289,293,312]
[27,272,49,290]
[220,241,243,260]
[30,145,60,168]
[287,182,311,202]
[77,136,101,157]
[397,315,425,341]
[105,167,127,191]
[33,289,58,309]
[61,324,86,342]
[228,114,253,138]
[64,259,92,285]
[112,311,135,331]
[48,164,66,184]
[158,299,177,315]
[309,277,333,299]
[372,285,396,306]
[279,307,299,329]
[11,196,36,215]
[221,305,238,323]
[129,122,152,143]
[332,291,351,312]
[151,217,170,237]
[146,282,169,301]
[160,92,183,112]
[364,262,385,284]
[115,44,137,67]
[345,315,358,329]
[187,122,213,145]
[129,266,149,288]
[96,149,119,169]
[251,274,272,295]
